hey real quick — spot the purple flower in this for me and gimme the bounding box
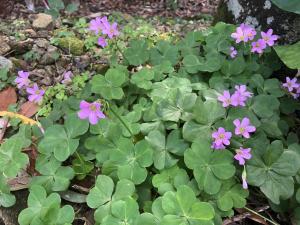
[231,92,247,107]
[26,83,45,104]
[212,127,232,149]
[234,85,253,99]
[231,26,248,43]
[242,168,248,189]
[261,29,278,47]
[15,71,30,89]
[251,39,267,54]
[77,100,106,125]
[234,147,252,165]
[98,36,108,48]
[282,77,299,92]
[61,71,73,84]
[241,24,257,41]
[233,117,256,138]
[230,47,237,58]
[89,17,104,35]
[102,22,119,39]
[218,90,232,107]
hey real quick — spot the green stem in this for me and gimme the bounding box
[110,107,133,137]
[244,206,280,225]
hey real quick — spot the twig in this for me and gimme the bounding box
[244,206,280,225]
[222,205,270,225]
[71,184,90,194]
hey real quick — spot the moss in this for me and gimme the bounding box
[57,37,84,55]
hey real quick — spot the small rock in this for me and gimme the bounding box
[23,29,37,37]
[32,13,53,29]
[57,37,84,55]
[40,45,58,65]
[35,38,50,49]
[0,36,11,55]
[0,56,13,70]
[74,55,90,70]
[10,57,29,70]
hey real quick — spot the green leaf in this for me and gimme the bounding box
[251,95,280,118]
[274,41,300,69]
[150,41,179,66]
[32,155,74,192]
[161,186,215,223]
[182,120,211,142]
[146,130,185,170]
[65,3,79,13]
[193,98,226,125]
[65,113,89,138]
[184,141,235,194]
[0,132,30,178]
[87,175,114,209]
[183,55,204,74]
[270,0,300,14]
[216,179,249,212]
[221,56,246,76]
[18,185,74,225]
[131,68,154,90]
[48,0,65,10]
[38,125,79,161]
[124,39,149,66]
[91,68,126,100]
[247,145,300,204]
[0,176,16,207]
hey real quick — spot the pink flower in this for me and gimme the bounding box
[89,17,104,35]
[212,127,232,149]
[102,22,119,39]
[241,24,256,41]
[218,90,232,107]
[282,77,299,92]
[230,47,237,58]
[261,29,278,47]
[231,27,248,43]
[77,100,106,125]
[251,39,267,54]
[231,92,247,107]
[234,85,253,99]
[15,71,30,89]
[61,71,73,84]
[98,37,108,48]
[234,147,252,165]
[26,83,45,104]
[233,117,256,138]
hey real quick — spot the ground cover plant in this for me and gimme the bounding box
[1,12,300,225]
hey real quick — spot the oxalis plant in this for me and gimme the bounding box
[1,18,300,225]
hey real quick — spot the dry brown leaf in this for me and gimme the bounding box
[0,111,37,125]
[19,101,39,118]
[0,87,17,110]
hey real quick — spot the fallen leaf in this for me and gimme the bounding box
[19,101,39,118]
[0,87,17,110]
[236,208,268,225]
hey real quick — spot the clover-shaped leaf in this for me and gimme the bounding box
[183,55,204,74]
[87,175,135,223]
[124,39,150,66]
[0,175,16,207]
[184,141,235,194]
[152,165,190,195]
[149,41,179,66]
[161,185,215,224]
[182,120,212,142]
[38,125,79,161]
[156,90,197,122]
[251,94,280,118]
[193,97,226,125]
[247,142,300,204]
[131,68,154,90]
[91,68,126,100]
[18,185,74,225]
[215,179,249,213]
[146,130,188,170]
[102,197,140,225]
[31,155,74,192]
[0,132,30,178]
[107,138,153,184]
[65,113,89,138]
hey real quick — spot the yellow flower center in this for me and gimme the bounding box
[89,104,97,111]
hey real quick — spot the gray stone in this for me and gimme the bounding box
[0,56,13,70]
[32,13,53,29]
[0,37,11,56]
[215,0,300,44]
